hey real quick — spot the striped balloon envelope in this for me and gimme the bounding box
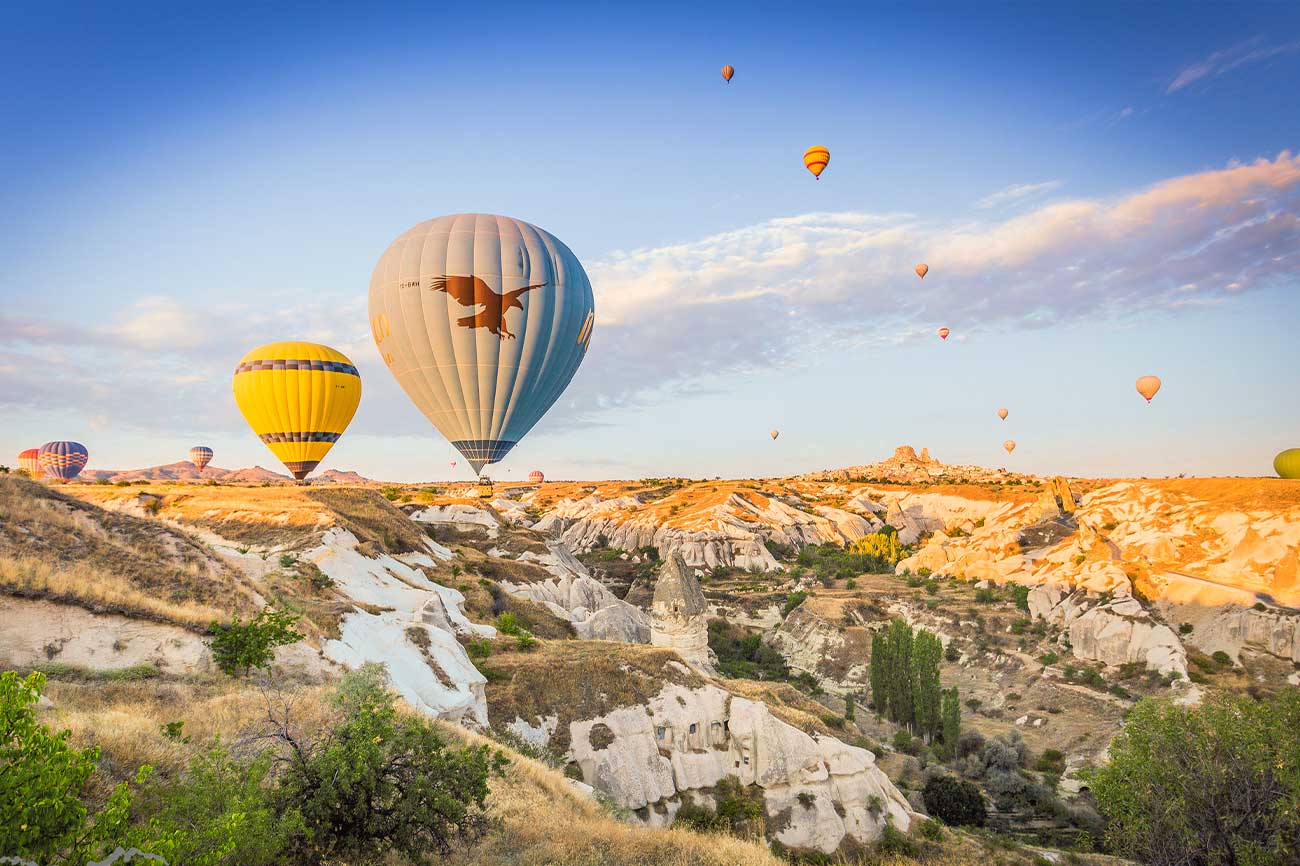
[803,145,830,179]
[368,214,595,475]
[189,446,213,471]
[18,448,41,476]
[528,470,544,484]
[231,342,361,481]
[38,441,88,481]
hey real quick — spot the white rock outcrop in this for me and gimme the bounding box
[1028,585,1187,677]
[650,554,717,674]
[559,682,913,853]
[504,543,650,643]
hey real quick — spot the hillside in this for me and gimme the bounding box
[3,456,1296,863]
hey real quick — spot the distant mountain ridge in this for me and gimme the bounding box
[79,462,379,485]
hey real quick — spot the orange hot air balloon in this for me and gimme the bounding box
[721,64,734,82]
[997,408,1009,421]
[803,146,829,179]
[915,263,929,279]
[770,429,780,441]
[1003,440,1016,454]
[1136,375,1161,403]
[937,327,950,341]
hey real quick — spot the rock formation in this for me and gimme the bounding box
[802,445,1026,484]
[560,682,914,852]
[650,553,716,674]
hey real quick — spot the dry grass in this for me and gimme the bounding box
[0,555,230,629]
[0,476,255,627]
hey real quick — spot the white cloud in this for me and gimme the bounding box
[3,152,1298,441]
[974,180,1063,210]
[1168,38,1300,93]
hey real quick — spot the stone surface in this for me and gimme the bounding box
[650,553,716,674]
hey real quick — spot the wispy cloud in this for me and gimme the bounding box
[4,153,1299,440]
[1168,37,1300,93]
[974,180,1064,210]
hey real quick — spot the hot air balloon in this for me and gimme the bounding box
[369,214,595,476]
[1003,440,1016,454]
[915,264,929,279]
[721,64,734,82]
[937,327,950,341]
[529,470,545,484]
[17,448,41,476]
[189,446,213,471]
[450,460,458,471]
[1135,375,1161,403]
[997,408,1008,421]
[803,146,829,179]
[1275,449,1300,479]
[38,441,88,481]
[232,341,361,481]
[771,429,780,440]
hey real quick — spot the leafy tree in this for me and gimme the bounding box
[0,671,145,864]
[1087,690,1300,866]
[911,630,943,739]
[270,665,507,864]
[886,619,914,728]
[869,630,887,713]
[208,607,303,677]
[922,774,986,827]
[844,693,855,722]
[940,687,961,757]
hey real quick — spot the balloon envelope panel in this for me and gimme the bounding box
[232,342,361,480]
[18,448,41,476]
[369,214,595,473]
[38,441,88,480]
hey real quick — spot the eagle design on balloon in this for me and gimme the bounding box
[429,275,547,340]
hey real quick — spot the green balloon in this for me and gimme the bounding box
[1274,449,1300,479]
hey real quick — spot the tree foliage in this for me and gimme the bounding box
[869,619,958,747]
[1087,690,1300,866]
[208,607,303,677]
[922,774,987,827]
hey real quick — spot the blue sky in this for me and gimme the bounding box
[2,1,1298,481]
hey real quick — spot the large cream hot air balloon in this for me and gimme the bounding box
[1003,440,1016,454]
[770,429,780,440]
[915,263,929,279]
[997,408,1008,421]
[1135,375,1161,403]
[232,342,361,480]
[803,146,829,179]
[721,64,734,82]
[369,214,595,475]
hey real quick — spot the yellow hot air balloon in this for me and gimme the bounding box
[1003,440,1016,454]
[232,341,361,481]
[770,429,780,440]
[997,408,1008,421]
[1135,375,1161,403]
[803,146,829,179]
[721,64,734,82]
[915,263,929,279]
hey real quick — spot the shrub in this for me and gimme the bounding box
[944,642,961,662]
[1039,651,1059,666]
[495,612,522,636]
[974,587,995,603]
[1087,690,1300,866]
[708,619,791,681]
[514,631,537,652]
[781,591,809,617]
[279,553,298,568]
[1034,748,1066,774]
[1211,650,1233,667]
[1010,584,1031,611]
[922,774,986,827]
[1178,622,1193,634]
[845,578,857,589]
[271,665,508,863]
[209,607,303,677]
[0,671,144,862]
[466,639,492,659]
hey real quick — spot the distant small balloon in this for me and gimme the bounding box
[937,327,950,341]
[1003,440,1016,454]
[803,146,829,180]
[1136,375,1161,403]
[915,263,929,279]
[997,408,1009,421]
[450,460,457,470]
[771,429,780,440]
[189,446,213,471]
[1274,449,1300,479]
[529,470,545,484]
[721,64,734,82]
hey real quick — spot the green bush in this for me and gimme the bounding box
[708,619,791,682]
[514,631,537,652]
[1211,650,1233,667]
[0,671,143,863]
[273,665,508,863]
[466,639,492,659]
[922,774,987,827]
[209,607,303,677]
[495,612,522,636]
[1087,690,1300,865]
[781,591,809,617]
